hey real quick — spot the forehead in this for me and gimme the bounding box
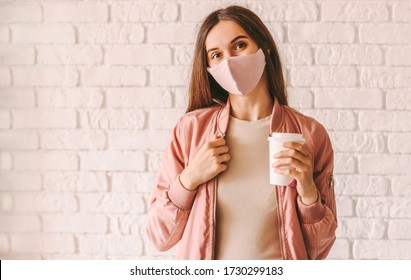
[205,20,250,49]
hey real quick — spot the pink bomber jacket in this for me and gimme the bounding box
[147,97,338,259]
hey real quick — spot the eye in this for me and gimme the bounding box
[211,52,222,60]
[234,42,247,50]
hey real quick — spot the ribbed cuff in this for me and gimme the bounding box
[167,175,198,210]
[296,190,325,224]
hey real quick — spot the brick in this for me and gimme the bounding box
[353,240,411,259]
[78,24,144,44]
[0,45,35,65]
[387,90,411,110]
[329,131,384,153]
[150,66,190,87]
[390,198,411,218]
[392,176,411,196]
[0,110,10,129]
[37,45,103,65]
[106,46,171,65]
[40,129,106,150]
[359,111,411,131]
[105,88,172,108]
[1,193,12,211]
[13,109,77,128]
[43,172,108,192]
[337,218,385,239]
[79,109,144,130]
[0,130,38,149]
[360,67,411,88]
[11,234,75,254]
[149,109,184,130]
[0,214,40,232]
[0,254,41,260]
[37,88,103,108]
[326,239,350,260]
[181,2,223,22]
[43,214,107,233]
[148,24,196,44]
[265,23,284,43]
[248,2,286,22]
[287,88,313,109]
[315,45,383,65]
[356,197,390,218]
[79,193,145,214]
[174,45,194,66]
[393,2,411,22]
[0,234,9,254]
[110,214,146,235]
[284,2,318,21]
[0,152,12,170]
[0,68,11,86]
[173,87,189,109]
[12,24,75,43]
[0,88,35,107]
[336,196,353,217]
[334,153,356,174]
[12,192,77,212]
[388,133,411,154]
[322,2,388,22]
[290,66,357,87]
[81,66,146,86]
[0,4,42,22]
[360,24,411,44]
[0,26,9,42]
[315,89,383,109]
[80,151,145,171]
[112,2,178,22]
[288,23,355,43]
[359,154,411,175]
[79,234,143,256]
[13,67,78,86]
[108,130,170,151]
[388,220,411,239]
[279,44,313,66]
[386,46,411,66]
[148,151,162,172]
[44,3,108,22]
[111,172,157,193]
[13,151,78,171]
[300,109,356,131]
[334,175,389,196]
[0,171,41,191]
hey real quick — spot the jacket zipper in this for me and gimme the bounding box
[276,185,285,260]
[211,178,217,260]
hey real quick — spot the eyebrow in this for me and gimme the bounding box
[206,35,249,54]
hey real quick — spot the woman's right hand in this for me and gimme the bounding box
[179,137,230,191]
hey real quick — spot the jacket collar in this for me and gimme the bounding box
[216,96,285,136]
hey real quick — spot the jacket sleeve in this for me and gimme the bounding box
[296,123,338,259]
[146,119,197,252]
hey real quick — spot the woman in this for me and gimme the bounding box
[146,5,337,260]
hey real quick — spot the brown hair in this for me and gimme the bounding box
[186,5,288,113]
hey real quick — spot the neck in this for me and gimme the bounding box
[228,73,273,121]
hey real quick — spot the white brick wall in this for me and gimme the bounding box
[0,0,410,260]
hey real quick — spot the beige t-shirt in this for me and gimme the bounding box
[215,114,282,260]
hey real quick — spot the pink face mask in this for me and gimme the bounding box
[207,48,266,96]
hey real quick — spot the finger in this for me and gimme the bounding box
[282,142,310,158]
[273,158,306,172]
[213,145,229,156]
[217,153,231,163]
[274,149,310,166]
[208,137,226,148]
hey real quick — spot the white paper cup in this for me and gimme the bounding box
[268,133,305,186]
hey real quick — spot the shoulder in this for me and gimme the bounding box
[173,105,221,137]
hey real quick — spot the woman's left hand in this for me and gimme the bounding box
[273,142,318,205]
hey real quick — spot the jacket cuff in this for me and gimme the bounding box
[167,175,198,211]
[296,189,325,224]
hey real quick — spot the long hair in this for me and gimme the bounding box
[187,5,288,113]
